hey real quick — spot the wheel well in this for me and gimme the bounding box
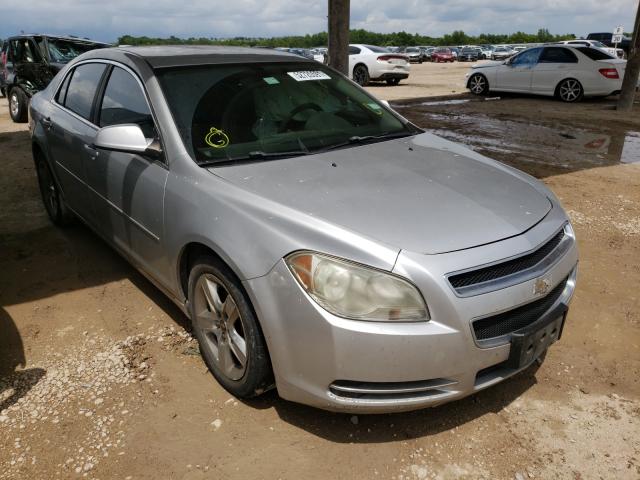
[353,62,368,75]
[178,242,238,301]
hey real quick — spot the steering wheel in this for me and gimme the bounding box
[279,102,323,132]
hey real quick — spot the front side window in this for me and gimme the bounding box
[99,67,154,138]
[158,62,415,165]
[539,47,578,64]
[63,63,107,120]
[510,48,542,66]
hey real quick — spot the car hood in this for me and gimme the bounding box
[472,60,504,69]
[209,133,551,254]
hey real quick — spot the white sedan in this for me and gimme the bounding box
[348,44,410,86]
[465,45,626,102]
[558,40,624,59]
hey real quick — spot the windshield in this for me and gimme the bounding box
[158,62,415,164]
[46,38,105,63]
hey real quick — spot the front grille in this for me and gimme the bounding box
[472,276,568,341]
[449,229,565,290]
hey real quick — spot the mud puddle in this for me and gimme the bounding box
[398,107,639,172]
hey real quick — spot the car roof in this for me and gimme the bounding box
[78,45,313,68]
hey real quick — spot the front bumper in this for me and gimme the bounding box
[244,208,578,413]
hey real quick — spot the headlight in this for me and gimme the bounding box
[285,251,429,322]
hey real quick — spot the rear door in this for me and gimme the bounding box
[531,47,579,95]
[88,64,169,282]
[48,62,107,220]
[494,47,542,92]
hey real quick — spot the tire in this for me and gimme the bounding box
[352,64,370,86]
[9,87,28,123]
[35,154,75,226]
[468,73,489,95]
[188,255,273,398]
[386,78,400,86]
[556,78,583,103]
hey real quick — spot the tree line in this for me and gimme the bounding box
[118,28,575,48]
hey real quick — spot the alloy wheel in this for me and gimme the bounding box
[193,273,248,381]
[469,74,486,94]
[353,65,369,86]
[9,92,19,117]
[558,79,582,102]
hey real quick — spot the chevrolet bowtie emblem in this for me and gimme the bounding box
[533,277,551,296]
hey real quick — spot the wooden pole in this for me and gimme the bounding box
[617,0,640,111]
[328,0,350,75]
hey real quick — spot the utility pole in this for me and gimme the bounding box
[328,0,350,75]
[618,0,640,111]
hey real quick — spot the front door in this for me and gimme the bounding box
[87,65,169,283]
[494,47,542,92]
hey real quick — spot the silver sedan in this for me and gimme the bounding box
[29,46,578,413]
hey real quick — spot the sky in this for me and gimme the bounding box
[0,0,636,43]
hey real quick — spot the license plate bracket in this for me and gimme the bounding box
[506,314,566,370]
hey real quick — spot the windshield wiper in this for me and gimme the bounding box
[320,131,416,152]
[198,149,311,167]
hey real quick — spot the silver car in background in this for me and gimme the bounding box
[29,46,578,413]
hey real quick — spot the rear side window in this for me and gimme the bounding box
[55,71,72,105]
[99,67,154,138]
[539,47,578,64]
[63,63,106,120]
[348,46,361,55]
[12,39,41,63]
[365,45,389,53]
[575,47,614,61]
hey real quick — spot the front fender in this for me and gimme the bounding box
[163,160,400,293]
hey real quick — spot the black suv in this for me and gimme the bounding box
[1,34,109,122]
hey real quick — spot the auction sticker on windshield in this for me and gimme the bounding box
[287,71,331,81]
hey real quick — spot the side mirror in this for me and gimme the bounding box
[94,124,159,157]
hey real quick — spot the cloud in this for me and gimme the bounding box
[0,0,635,43]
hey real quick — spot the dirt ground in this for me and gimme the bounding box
[1,62,639,480]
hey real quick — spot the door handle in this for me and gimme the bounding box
[84,143,99,159]
[41,116,52,131]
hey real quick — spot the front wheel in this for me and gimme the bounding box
[188,256,273,398]
[556,78,583,103]
[468,73,489,95]
[9,88,28,123]
[352,64,370,86]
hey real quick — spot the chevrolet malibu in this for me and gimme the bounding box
[29,46,578,413]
